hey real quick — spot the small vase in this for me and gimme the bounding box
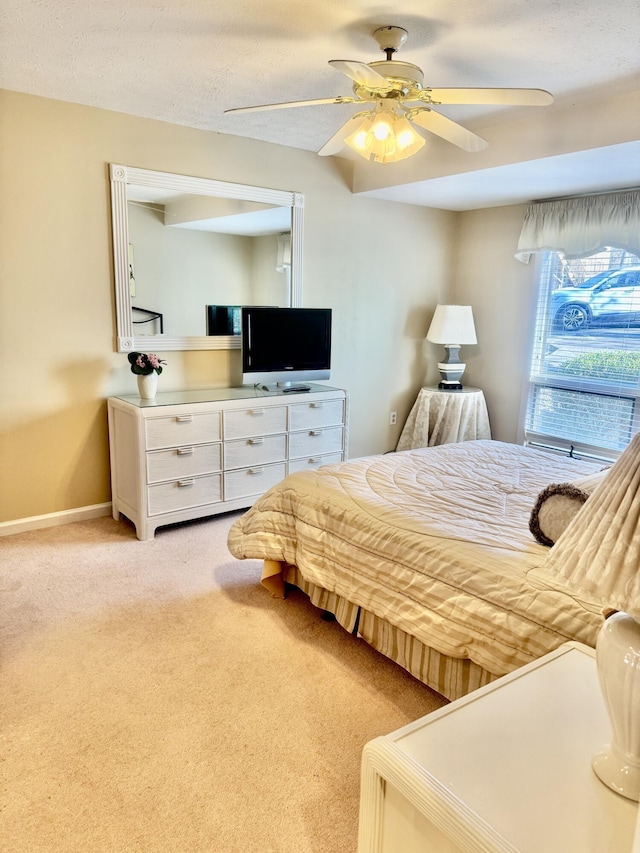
[137,372,158,400]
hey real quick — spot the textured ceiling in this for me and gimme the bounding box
[2,0,639,206]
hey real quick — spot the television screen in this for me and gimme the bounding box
[206,305,241,336]
[241,306,332,387]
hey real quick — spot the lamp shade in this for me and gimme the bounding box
[426,305,477,345]
[542,431,640,616]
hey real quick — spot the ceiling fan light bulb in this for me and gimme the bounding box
[371,113,393,140]
[344,116,374,156]
[352,130,370,150]
[394,116,413,143]
[394,116,425,155]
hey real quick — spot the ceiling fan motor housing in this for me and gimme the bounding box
[373,26,408,55]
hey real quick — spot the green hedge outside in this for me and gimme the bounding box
[555,350,640,383]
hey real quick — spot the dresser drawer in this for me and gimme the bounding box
[147,473,222,516]
[224,463,287,502]
[288,453,343,474]
[289,398,345,431]
[146,443,222,485]
[145,412,221,450]
[289,426,344,460]
[224,434,287,470]
[224,406,287,440]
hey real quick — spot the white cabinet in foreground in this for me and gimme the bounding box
[358,642,637,853]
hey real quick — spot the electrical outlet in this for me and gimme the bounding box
[389,411,397,425]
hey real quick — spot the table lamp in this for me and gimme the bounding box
[541,432,640,800]
[426,305,477,390]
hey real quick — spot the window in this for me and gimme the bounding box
[524,248,640,461]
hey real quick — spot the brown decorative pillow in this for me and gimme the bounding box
[529,466,611,547]
[529,483,590,547]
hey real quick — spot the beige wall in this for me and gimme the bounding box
[451,205,537,443]
[0,89,455,523]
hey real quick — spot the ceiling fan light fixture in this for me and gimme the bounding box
[345,116,374,151]
[371,111,393,141]
[393,115,425,155]
[345,107,425,164]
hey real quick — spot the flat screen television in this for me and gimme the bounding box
[241,306,332,388]
[206,305,241,336]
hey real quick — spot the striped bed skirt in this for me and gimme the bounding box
[283,564,498,703]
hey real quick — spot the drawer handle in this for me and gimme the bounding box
[247,467,264,475]
[177,447,194,455]
[176,415,193,423]
[309,430,324,436]
[248,438,264,445]
[177,479,194,487]
[248,409,265,416]
[310,402,324,409]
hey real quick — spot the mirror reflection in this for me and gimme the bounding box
[127,188,292,337]
[110,165,304,352]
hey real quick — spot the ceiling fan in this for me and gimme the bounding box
[225,26,554,163]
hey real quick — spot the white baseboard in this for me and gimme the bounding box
[0,503,112,537]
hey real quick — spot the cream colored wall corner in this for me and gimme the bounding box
[0,89,454,525]
[451,204,535,443]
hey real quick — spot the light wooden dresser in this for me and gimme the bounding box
[107,384,348,539]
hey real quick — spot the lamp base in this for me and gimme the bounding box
[592,745,640,801]
[592,611,640,801]
[436,345,466,388]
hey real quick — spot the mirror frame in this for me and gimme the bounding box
[110,163,304,352]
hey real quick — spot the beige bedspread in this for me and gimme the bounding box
[227,440,604,677]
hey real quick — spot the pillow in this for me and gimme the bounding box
[529,466,611,547]
[529,483,589,547]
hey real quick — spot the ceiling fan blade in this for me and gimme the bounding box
[225,95,358,115]
[410,109,489,152]
[328,59,393,91]
[425,88,554,106]
[317,113,369,157]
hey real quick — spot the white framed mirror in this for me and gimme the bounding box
[110,164,304,352]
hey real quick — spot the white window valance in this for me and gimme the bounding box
[516,189,640,262]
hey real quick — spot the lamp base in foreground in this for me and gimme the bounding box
[592,611,640,801]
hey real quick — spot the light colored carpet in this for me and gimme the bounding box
[0,512,446,852]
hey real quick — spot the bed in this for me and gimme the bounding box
[227,439,607,700]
